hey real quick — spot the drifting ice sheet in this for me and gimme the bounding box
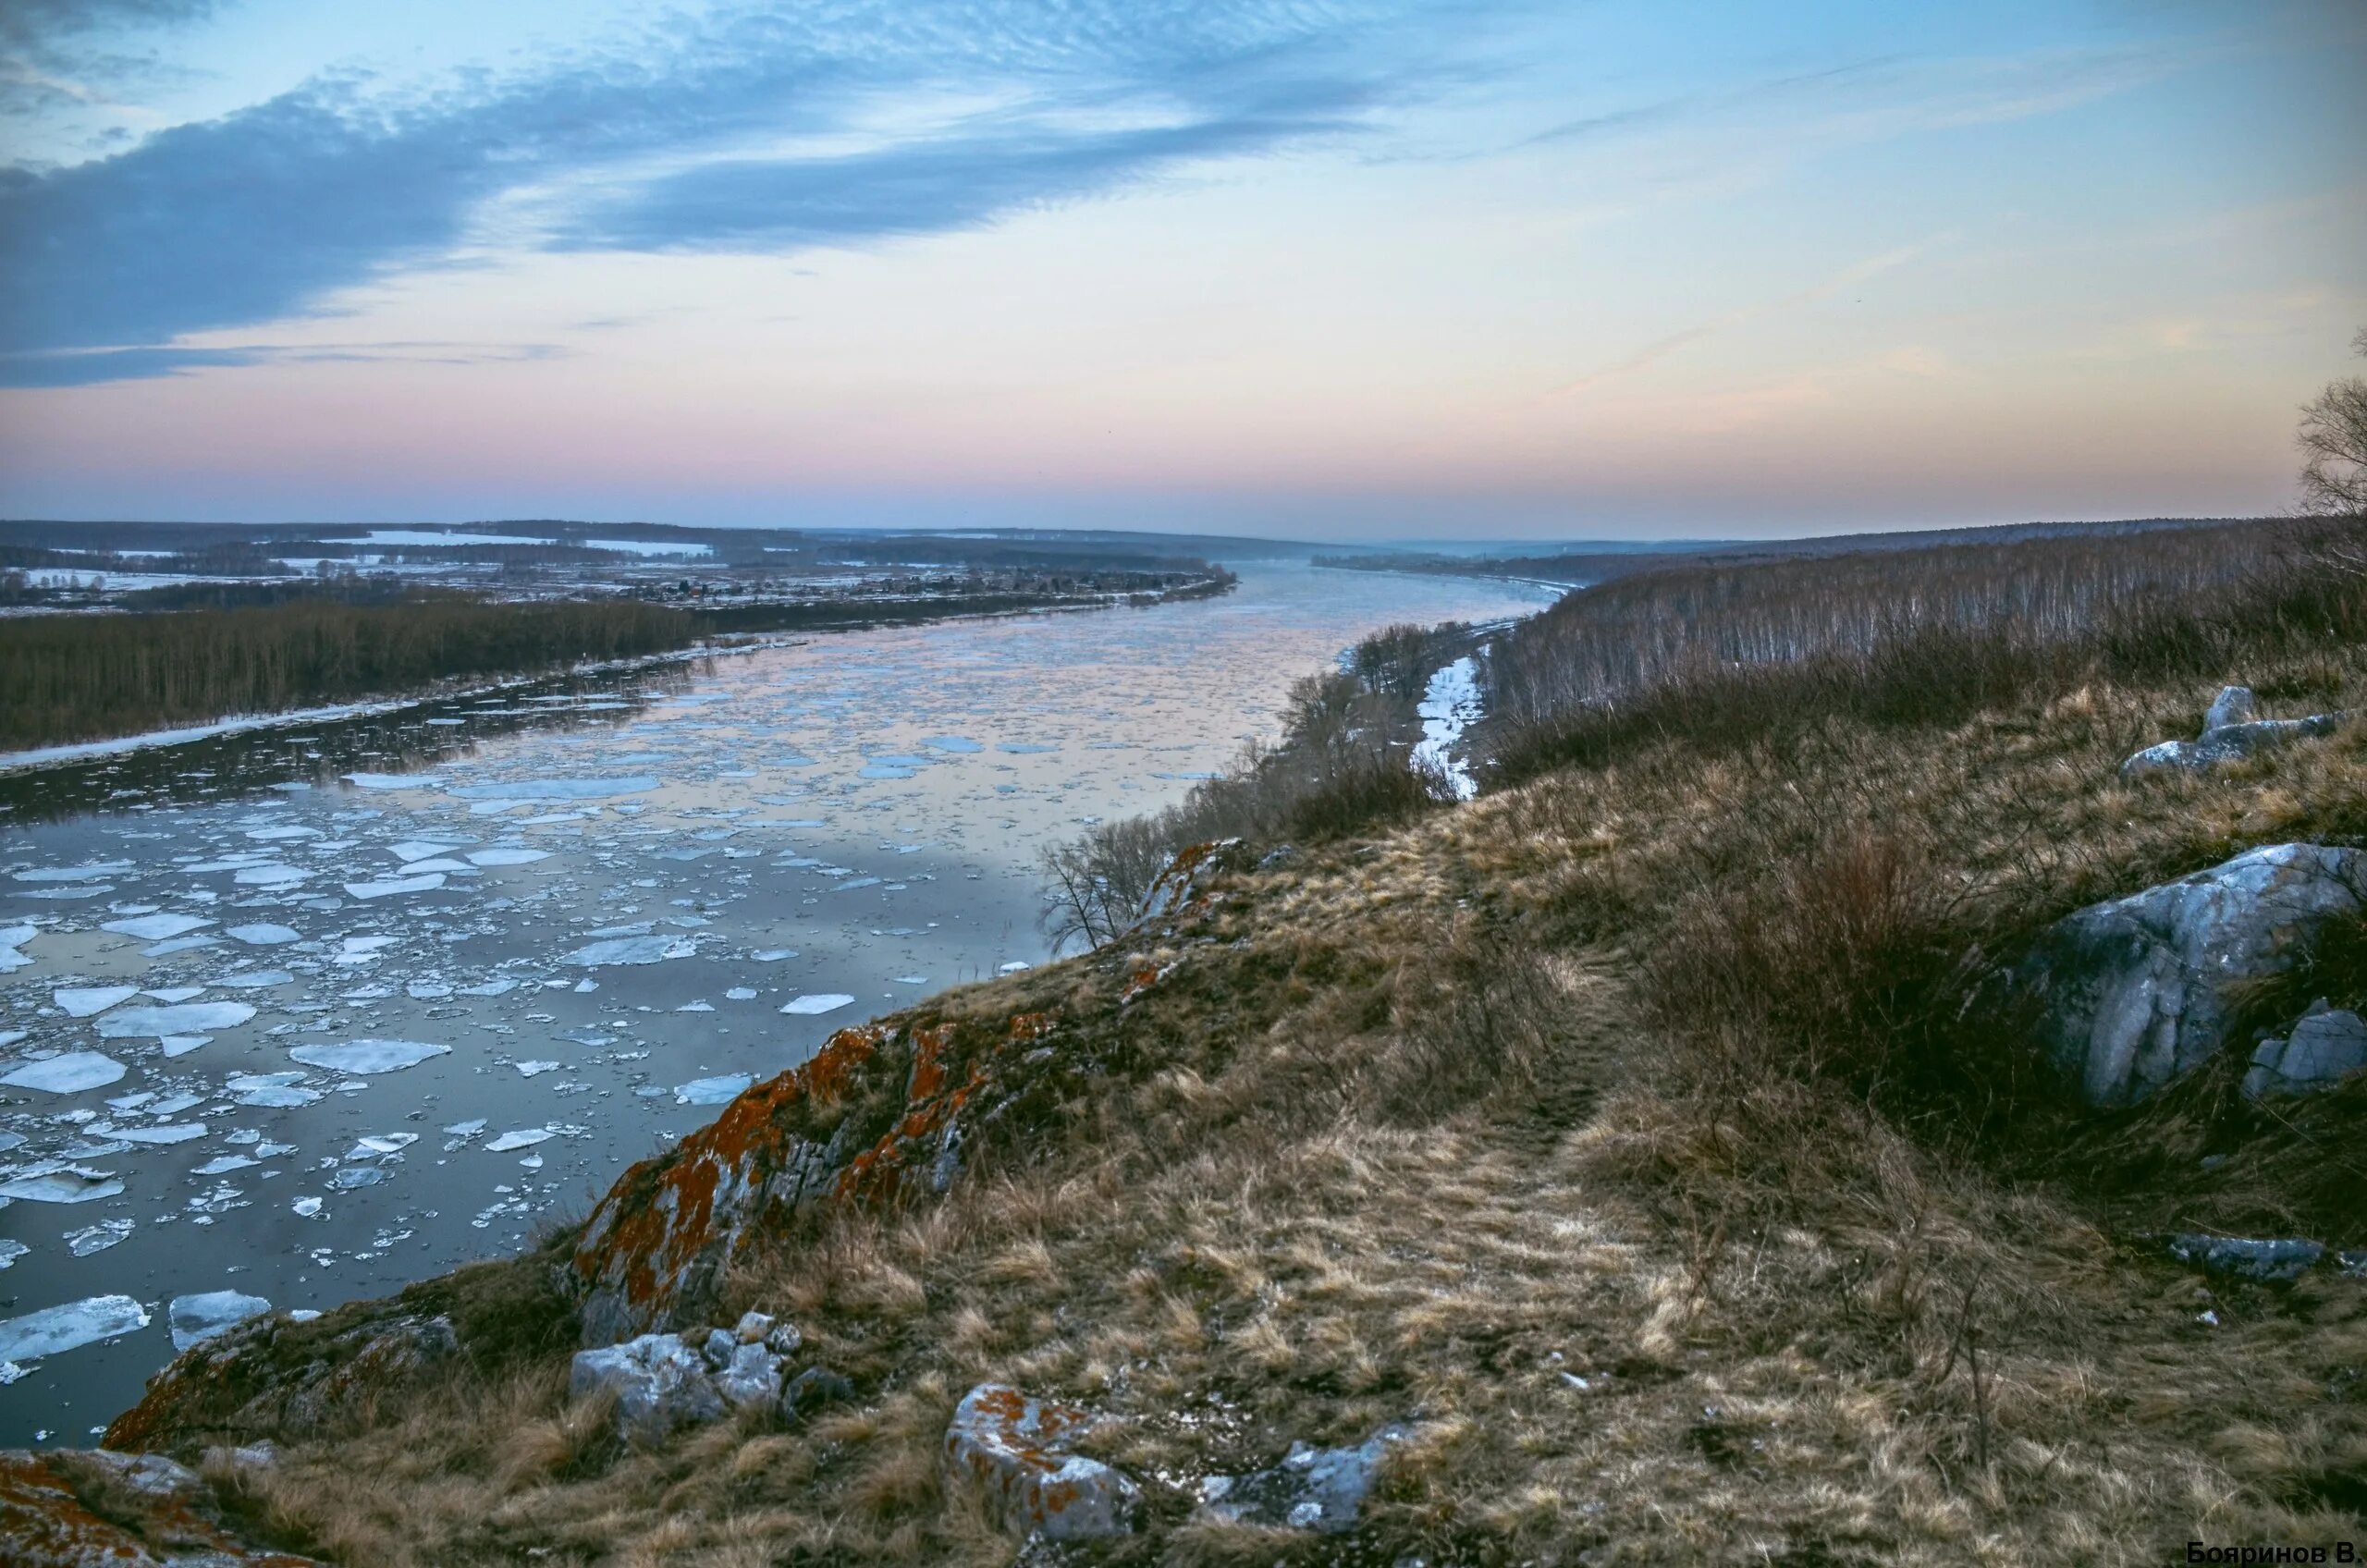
[96,1001,256,1039]
[168,1291,272,1351]
[674,1073,754,1105]
[779,993,854,1015]
[0,1294,151,1361]
[288,1039,450,1074]
[1,1052,129,1093]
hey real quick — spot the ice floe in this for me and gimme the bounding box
[0,1294,151,1361]
[0,1167,125,1203]
[101,913,212,940]
[288,1039,450,1073]
[673,1073,754,1105]
[95,1001,255,1040]
[168,1290,272,1351]
[344,873,447,899]
[779,993,855,1015]
[226,923,300,945]
[484,1127,554,1152]
[563,935,693,966]
[54,986,140,1017]
[1,1052,129,1093]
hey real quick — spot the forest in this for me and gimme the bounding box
[0,594,696,750]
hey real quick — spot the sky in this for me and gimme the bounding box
[0,0,2361,540]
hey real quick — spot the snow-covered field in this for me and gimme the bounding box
[0,563,1555,1444]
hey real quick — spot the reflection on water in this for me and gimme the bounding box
[0,563,1556,1444]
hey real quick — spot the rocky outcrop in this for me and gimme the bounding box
[942,1383,1139,1542]
[2242,1001,2367,1099]
[2120,685,2348,778]
[2013,843,2362,1107]
[1197,1426,1408,1533]
[568,1313,805,1441]
[0,1447,319,1566]
[105,1310,460,1454]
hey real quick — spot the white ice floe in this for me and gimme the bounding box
[516,1060,560,1077]
[724,987,758,1000]
[288,1039,450,1074]
[215,969,295,989]
[563,935,693,967]
[193,1155,260,1176]
[226,1072,321,1108]
[443,1119,486,1136]
[328,1166,386,1190]
[997,962,1031,974]
[54,986,139,1018]
[389,840,470,863]
[1,1052,129,1094]
[226,923,300,945]
[0,1294,150,1361]
[779,993,855,1015]
[344,772,438,790]
[467,847,550,866]
[348,1133,419,1157]
[0,1239,26,1268]
[101,913,212,941]
[65,1219,134,1256]
[233,864,310,888]
[12,862,133,883]
[0,1167,125,1204]
[484,1127,554,1152]
[448,776,658,802]
[168,1290,271,1352]
[344,874,447,900]
[673,1073,753,1105]
[108,1122,206,1145]
[96,1001,255,1040]
[291,1196,324,1218]
[458,979,517,997]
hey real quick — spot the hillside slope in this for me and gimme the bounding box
[70,562,2367,1567]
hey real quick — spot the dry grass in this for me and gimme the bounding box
[200,561,2367,1564]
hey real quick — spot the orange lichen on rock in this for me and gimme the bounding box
[571,1022,890,1344]
[0,1448,321,1566]
[942,1383,1138,1541]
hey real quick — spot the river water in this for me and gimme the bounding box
[0,561,1554,1445]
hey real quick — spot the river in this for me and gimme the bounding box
[0,560,1555,1445]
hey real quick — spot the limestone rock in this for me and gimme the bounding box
[732,1310,775,1344]
[570,1332,728,1442]
[1197,1426,1408,1534]
[2013,843,2363,1106]
[2119,685,2346,778]
[943,1383,1139,1541]
[714,1341,783,1410]
[0,1447,321,1566]
[2243,1002,2367,1099]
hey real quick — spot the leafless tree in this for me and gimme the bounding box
[2299,327,2367,518]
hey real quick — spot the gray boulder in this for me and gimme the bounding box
[570,1332,728,1441]
[715,1341,783,1410]
[2015,843,2363,1107]
[942,1383,1139,1541]
[1198,1426,1409,1534]
[2120,686,2346,778]
[782,1365,853,1419]
[2243,1001,2367,1099]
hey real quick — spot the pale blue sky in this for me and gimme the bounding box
[0,0,2360,537]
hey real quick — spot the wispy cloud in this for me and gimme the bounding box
[0,1,1477,385]
[1549,241,1938,398]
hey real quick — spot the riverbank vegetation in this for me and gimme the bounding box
[0,594,698,750]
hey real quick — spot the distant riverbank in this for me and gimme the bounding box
[0,570,1237,754]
